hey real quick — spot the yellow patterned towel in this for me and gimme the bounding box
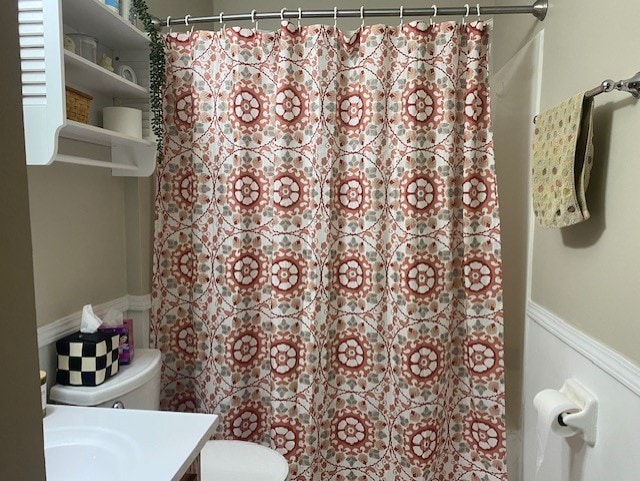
[532,92,594,228]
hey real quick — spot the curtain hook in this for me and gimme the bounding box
[280,7,287,22]
[166,15,172,34]
[333,7,338,30]
[360,6,365,29]
[430,5,437,26]
[298,7,302,29]
[399,5,404,28]
[251,9,258,33]
[184,14,194,34]
[219,12,225,36]
[463,4,469,25]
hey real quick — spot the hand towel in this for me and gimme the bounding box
[531,92,594,228]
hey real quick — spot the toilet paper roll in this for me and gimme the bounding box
[103,107,142,138]
[533,389,580,475]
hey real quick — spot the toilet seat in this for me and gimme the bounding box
[200,440,289,481]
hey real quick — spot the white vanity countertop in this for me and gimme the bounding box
[44,404,219,481]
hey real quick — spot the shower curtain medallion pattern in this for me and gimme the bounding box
[152,20,505,481]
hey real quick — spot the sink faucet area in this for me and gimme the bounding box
[43,405,218,481]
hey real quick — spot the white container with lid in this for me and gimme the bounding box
[49,348,161,410]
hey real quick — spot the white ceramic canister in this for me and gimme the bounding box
[103,107,142,138]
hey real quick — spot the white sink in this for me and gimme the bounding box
[45,426,139,481]
[43,405,219,481]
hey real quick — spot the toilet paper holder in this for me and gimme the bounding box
[556,379,598,446]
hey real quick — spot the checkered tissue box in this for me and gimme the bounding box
[56,331,120,386]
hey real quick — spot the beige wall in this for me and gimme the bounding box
[28,151,157,327]
[148,0,215,30]
[149,0,213,17]
[492,0,640,364]
[0,1,46,478]
[28,146,129,326]
[124,176,154,296]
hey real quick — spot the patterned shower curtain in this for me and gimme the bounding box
[152,19,505,481]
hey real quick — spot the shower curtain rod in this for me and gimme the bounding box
[152,0,548,28]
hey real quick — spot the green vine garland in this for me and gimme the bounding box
[133,0,165,156]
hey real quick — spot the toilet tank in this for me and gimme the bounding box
[49,349,161,410]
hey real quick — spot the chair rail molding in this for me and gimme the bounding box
[37,293,151,347]
[527,301,640,397]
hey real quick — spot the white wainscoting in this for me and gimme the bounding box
[38,294,151,394]
[522,302,640,481]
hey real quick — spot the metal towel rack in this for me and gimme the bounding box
[533,71,640,124]
[584,71,640,99]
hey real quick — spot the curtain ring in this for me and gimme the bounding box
[399,5,404,28]
[333,7,338,30]
[298,7,302,29]
[280,7,287,21]
[430,5,437,26]
[360,6,365,29]
[166,15,173,33]
[476,3,481,17]
[219,12,225,36]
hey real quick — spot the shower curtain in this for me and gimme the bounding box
[152,19,505,481]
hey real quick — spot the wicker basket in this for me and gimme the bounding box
[65,87,93,123]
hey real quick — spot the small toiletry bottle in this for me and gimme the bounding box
[40,371,47,417]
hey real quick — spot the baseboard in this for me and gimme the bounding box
[37,294,151,347]
[527,301,640,397]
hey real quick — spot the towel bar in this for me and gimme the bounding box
[533,71,640,124]
[585,71,640,99]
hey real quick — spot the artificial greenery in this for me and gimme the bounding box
[133,0,165,155]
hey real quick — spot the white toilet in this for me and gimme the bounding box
[201,440,289,481]
[49,348,162,410]
[49,348,289,481]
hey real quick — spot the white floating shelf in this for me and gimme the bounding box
[59,121,156,176]
[55,154,139,171]
[61,0,149,51]
[61,120,154,148]
[64,51,148,99]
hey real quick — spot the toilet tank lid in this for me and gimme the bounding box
[49,348,161,406]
